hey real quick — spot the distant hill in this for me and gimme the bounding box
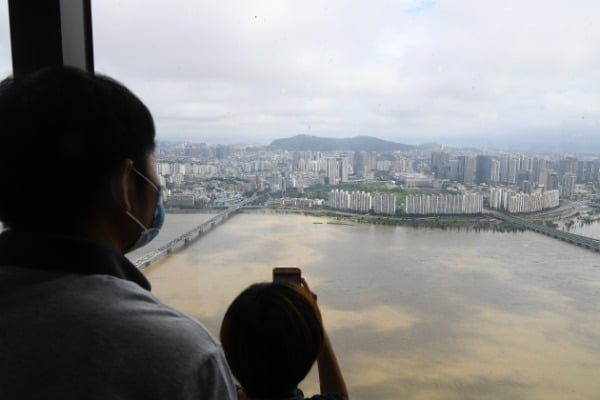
[269,135,414,152]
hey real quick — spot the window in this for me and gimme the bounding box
[4,2,599,399]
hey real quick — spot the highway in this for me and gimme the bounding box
[134,194,258,269]
[490,210,600,253]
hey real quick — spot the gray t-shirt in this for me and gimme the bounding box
[0,231,236,400]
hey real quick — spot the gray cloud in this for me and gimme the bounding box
[1,1,599,148]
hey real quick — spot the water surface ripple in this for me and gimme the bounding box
[144,213,600,400]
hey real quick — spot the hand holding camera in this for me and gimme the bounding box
[273,267,317,301]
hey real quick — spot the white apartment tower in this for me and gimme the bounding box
[404,193,483,215]
[489,188,559,213]
[326,157,338,185]
[373,194,397,215]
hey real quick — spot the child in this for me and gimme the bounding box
[220,278,349,400]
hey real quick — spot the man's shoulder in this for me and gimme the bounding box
[1,266,221,358]
[0,267,237,399]
[70,273,221,352]
[65,274,237,399]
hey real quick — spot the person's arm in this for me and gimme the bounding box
[317,332,349,399]
[301,278,349,400]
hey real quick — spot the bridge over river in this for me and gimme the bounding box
[134,200,599,268]
[491,211,600,253]
[134,195,258,269]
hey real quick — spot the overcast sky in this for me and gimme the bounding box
[1,1,599,150]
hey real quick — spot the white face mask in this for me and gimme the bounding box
[125,167,165,253]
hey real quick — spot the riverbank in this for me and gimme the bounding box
[327,213,523,232]
[239,208,525,232]
[166,208,222,214]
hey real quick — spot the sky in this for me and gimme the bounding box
[0,1,599,151]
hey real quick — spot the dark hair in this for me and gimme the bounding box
[220,283,325,399]
[0,66,155,229]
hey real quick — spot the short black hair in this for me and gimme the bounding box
[0,66,155,229]
[220,283,324,399]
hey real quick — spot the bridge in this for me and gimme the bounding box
[491,211,600,253]
[134,194,259,269]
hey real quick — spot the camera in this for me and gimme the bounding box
[272,267,301,285]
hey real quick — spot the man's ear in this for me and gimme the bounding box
[114,159,135,212]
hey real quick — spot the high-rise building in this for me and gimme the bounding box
[215,144,232,159]
[559,157,578,177]
[576,160,597,183]
[457,156,475,185]
[354,151,366,177]
[431,151,450,179]
[561,174,576,198]
[376,160,392,171]
[404,193,483,215]
[507,156,518,184]
[521,180,532,194]
[547,172,560,191]
[532,157,546,183]
[338,157,349,183]
[366,152,377,173]
[448,159,459,181]
[499,154,518,184]
[475,155,493,184]
[520,156,532,172]
[328,189,372,213]
[373,194,397,215]
[490,160,500,183]
[537,169,549,189]
[489,188,559,213]
[325,157,338,185]
[500,155,509,183]
[324,157,349,184]
[517,169,531,185]
[394,158,411,173]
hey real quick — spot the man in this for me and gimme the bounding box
[0,67,236,399]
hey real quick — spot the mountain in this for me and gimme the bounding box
[269,135,414,152]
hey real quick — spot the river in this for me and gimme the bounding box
[143,212,600,400]
[563,219,600,241]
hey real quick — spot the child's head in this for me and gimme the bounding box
[220,282,324,399]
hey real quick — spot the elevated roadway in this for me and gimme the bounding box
[491,211,600,253]
[134,195,258,269]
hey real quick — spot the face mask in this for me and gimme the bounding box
[125,167,165,253]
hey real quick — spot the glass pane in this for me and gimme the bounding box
[0,2,11,77]
[1,2,596,399]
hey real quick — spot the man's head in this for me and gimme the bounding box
[0,66,156,240]
[220,282,325,399]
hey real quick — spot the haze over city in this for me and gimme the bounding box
[1,1,599,151]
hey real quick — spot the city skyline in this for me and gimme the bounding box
[154,140,600,208]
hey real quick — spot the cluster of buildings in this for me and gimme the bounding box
[489,188,559,213]
[404,193,484,215]
[431,151,598,199]
[154,142,416,209]
[324,157,349,184]
[327,189,397,215]
[279,198,324,208]
[151,141,598,212]
[319,153,412,184]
